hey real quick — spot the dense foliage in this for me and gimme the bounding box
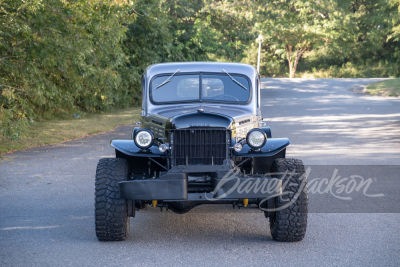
[0,0,135,139]
[1,0,399,139]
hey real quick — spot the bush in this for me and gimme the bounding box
[0,106,32,141]
[0,0,136,139]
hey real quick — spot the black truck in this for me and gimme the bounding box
[95,62,308,242]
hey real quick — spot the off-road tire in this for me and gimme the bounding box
[269,158,308,242]
[95,158,130,241]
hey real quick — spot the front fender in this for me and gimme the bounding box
[233,138,290,157]
[262,127,272,138]
[111,139,167,157]
[131,127,140,139]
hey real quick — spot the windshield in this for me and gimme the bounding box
[150,73,251,104]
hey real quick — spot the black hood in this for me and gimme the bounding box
[169,112,234,130]
[152,105,250,119]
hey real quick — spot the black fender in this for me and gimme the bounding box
[111,139,167,157]
[233,138,290,157]
[131,127,141,139]
[169,112,234,129]
[262,127,272,138]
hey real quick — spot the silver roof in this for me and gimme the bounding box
[144,62,258,80]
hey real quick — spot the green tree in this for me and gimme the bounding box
[0,0,135,139]
[161,0,254,62]
[388,0,400,42]
[255,0,343,78]
[120,0,177,105]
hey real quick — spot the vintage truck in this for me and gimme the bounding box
[95,62,308,242]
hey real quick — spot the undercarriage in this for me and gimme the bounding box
[119,162,283,215]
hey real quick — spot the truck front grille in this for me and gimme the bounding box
[171,128,228,166]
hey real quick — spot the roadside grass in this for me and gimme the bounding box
[0,107,141,155]
[365,79,400,97]
[296,61,399,78]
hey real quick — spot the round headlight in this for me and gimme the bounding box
[234,143,242,152]
[159,143,168,153]
[246,129,267,149]
[134,129,154,149]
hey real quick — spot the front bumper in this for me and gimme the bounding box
[119,165,282,201]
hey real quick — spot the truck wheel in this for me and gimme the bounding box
[95,158,130,241]
[269,158,308,242]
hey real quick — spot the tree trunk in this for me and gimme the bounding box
[289,65,295,78]
[286,45,295,78]
[288,59,295,78]
[292,58,299,78]
[288,46,307,78]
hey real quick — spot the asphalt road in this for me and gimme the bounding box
[1,78,399,267]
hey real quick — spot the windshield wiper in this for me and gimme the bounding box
[222,69,247,90]
[155,69,180,90]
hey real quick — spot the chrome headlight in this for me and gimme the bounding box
[246,129,267,149]
[134,129,154,149]
[158,143,168,152]
[234,143,242,152]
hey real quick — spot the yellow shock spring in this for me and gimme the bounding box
[243,199,248,207]
[152,200,157,207]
